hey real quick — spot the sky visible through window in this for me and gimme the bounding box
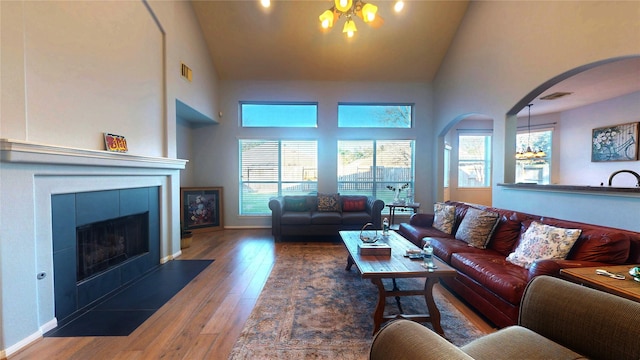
[338,104,412,128]
[241,103,318,127]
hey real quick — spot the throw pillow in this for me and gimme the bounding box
[342,196,367,212]
[506,221,582,269]
[433,202,456,234]
[455,207,500,249]
[317,193,341,212]
[283,197,308,212]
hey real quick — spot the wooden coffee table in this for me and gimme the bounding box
[339,230,457,335]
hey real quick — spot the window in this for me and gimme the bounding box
[444,144,451,188]
[458,134,492,187]
[337,140,415,206]
[241,103,318,127]
[516,129,552,184]
[337,104,412,128]
[239,140,317,215]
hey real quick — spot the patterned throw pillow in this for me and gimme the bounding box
[342,196,367,212]
[433,202,456,234]
[506,221,582,269]
[317,193,341,212]
[455,207,500,249]
[283,197,308,212]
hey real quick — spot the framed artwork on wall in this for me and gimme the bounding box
[591,122,639,162]
[181,187,223,233]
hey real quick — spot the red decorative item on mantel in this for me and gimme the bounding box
[104,133,128,153]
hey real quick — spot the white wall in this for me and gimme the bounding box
[557,91,640,186]
[432,0,640,231]
[0,1,218,355]
[190,80,433,228]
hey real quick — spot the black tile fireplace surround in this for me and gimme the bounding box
[52,187,160,325]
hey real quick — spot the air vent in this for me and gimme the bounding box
[181,63,193,82]
[539,92,572,101]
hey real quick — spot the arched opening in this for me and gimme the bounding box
[437,113,495,206]
[504,56,640,186]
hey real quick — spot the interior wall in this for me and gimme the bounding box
[557,91,640,186]
[432,0,640,230]
[0,1,219,355]
[176,118,195,186]
[190,80,433,228]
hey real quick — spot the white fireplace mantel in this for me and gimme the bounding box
[1,138,188,169]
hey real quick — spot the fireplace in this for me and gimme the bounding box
[76,213,149,282]
[52,187,160,324]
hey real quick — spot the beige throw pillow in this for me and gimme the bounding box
[506,221,582,269]
[433,202,456,235]
[455,207,500,249]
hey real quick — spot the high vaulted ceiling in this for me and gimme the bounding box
[191,0,470,82]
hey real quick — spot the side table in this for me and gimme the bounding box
[385,203,420,228]
[560,265,640,303]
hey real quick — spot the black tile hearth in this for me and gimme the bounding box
[45,259,213,337]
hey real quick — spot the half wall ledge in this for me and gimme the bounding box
[498,183,640,196]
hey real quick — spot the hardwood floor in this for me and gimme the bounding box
[9,229,494,359]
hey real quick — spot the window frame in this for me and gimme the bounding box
[240,101,319,128]
[457,132,492,188]
[337,103,414,128]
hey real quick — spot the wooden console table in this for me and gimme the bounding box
[560,265,640,303]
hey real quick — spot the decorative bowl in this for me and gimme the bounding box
[629,267,640,282]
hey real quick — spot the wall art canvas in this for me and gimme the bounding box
[591,122,638,162]
[181,187,223,232]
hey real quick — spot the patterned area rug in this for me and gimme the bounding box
[229,243,485,359]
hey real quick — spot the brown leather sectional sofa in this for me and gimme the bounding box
[398,201,640,328]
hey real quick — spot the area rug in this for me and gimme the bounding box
[45,259,213,337]
[229,243,484,359]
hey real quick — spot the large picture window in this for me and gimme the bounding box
[239,140,317,215]
[458,134,492,187]
[516,129,552,184]
[337,140,415,206]
[337,104,412,128]
[241,102,318,127]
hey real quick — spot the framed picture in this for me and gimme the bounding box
[591,122,639,162]
[181,187,223,233]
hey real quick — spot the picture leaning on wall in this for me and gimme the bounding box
[591,122,639,162]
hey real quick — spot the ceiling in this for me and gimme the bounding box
[191,0,470,82]
[190,1,640,116]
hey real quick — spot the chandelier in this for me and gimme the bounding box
[516,104,547,160]
[319,0,403,38]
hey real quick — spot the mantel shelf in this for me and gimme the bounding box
[1,138,188,170]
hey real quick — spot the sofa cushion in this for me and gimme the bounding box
[311,211,342,225]
[486,209,529,256]
[430,237,487,263]
[455,207,500,249]
[451,252,529,305]
[317,193,341,212]
[506,221,582,269]
[341,211,371,225]
[342,196,367,212]
[461,326,585,360]
[433,202,456,234]
[281,211,311,225]
[283,196,308,212]
[541,219,631,263]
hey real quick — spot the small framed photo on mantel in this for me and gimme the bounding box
[104,133,128,153]
[181,187,224,233]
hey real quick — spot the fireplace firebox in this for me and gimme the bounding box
[76,213,149,282]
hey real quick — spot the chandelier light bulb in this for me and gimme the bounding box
[394,1,404,12]
[260,0,270,8]
[343,19,357,37]
[335,0,353,13]
[362,3,377,22]
[319,10,334,28]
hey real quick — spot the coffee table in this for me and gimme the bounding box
[339,230,457,335]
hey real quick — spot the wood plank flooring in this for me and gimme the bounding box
[8,229,495,360]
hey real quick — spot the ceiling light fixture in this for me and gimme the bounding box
[320,0,400,38]
[516,104,547,160]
